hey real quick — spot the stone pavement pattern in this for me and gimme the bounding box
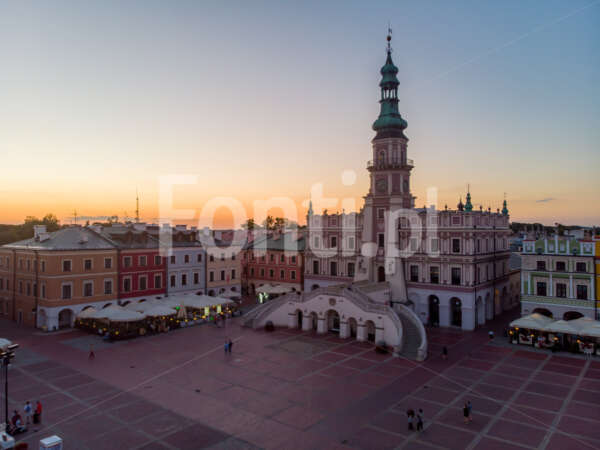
[1,310,599,449]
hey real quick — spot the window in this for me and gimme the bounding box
[181,274,187,286]
[139,255,147,267]
[430,266,439,284]
[26,260,30,271]
[451,268,461,286]
[410,238,417,252]
[410,265,419,282]
[139,276,147,290]
[231,269,236,280]
[576,285,588,300]
[84,259,92,270]
[184,254,190,263]
[291,255,297,264]
[155,275,163,290]
[250,267,255,276]
[170,255,176,264]
[209,272,214,282]
[61,284,72,300]
[430,238,439,253]
[476,240,480,253]
[104,258,112,269]
[123,256,132,268]
[269,269,274,278]
[154,255,162,265]
[193,272,199,284]
[232,254,236,261]
[210,255,214,262]
[63,260,72,272]
[260,268,265,277]
[104,280,112,295]
[83,281,93,297]
[330,261,337,276]
[556,283,567,298]
[123,278,131,292]
[330,236,337,248]
[280,254,285,263]
[378,234,385,248]
[26,283,31,296]
[270,254,274,262]
[576,262,587,273]
[536,282,547,296]
[41,260,46,272]
[197,253,202,263]
[313,260,319,275]
[377,208,385,219]
[314,236,320,248]
[280,269,285,279]
[452,239,461,253]
[291,270,296,280]
[170,275,176,287]
[348,237,355,250]
[536,260,546,271]
[347,262,355,278]
[41,284,46,298]
[33,283,37,297]
[18,281,23,294]
[220,253,225,261]
[0,279,3,290]
[220,270,225,281]
[556,261,566,271]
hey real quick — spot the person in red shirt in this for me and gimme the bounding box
[34,401,42,424]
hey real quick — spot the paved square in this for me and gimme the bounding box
[2,308,599,449]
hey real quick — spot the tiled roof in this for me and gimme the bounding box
[2,227,115,251]
[247,233,305,252]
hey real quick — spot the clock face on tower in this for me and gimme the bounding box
[376,178,388,193]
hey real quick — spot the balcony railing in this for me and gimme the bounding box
[367,158,414,170]
[520,294,594,308]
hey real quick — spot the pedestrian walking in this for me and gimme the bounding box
[488,330,495,341]
[34,400,42,425]
[23,401,32,425]
[442,346,448,360]
[407,409,414,431]
[463,403,470,424]
[416,411,423,432]
[88,344,95,361]
[224,340,229,354]
[467,400,472,422]
[228,339,233,353]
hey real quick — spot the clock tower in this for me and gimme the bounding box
[356,31,413,300]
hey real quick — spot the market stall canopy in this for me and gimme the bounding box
[76,307,98,319]
[256,284,292,295]
[579,320,600,338]
[125,300,160,313]
[87,304,125,320]
[103,308,145,322]
[144,305,177,317]
[543,319,586,335]
[509,313,555,330]
[0,338,12,351]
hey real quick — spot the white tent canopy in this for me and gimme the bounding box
[103,309,145,322]
[581,324,600,338]
[76,307,98,319]
[144,305,177,317]
[543,320,586,335]
[125,300,160,313]
[87,304,125,320]
[510,313,555,330]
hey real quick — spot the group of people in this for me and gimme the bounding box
[8,400,42,435]
[406,408,424,432]
[224,339,233,353]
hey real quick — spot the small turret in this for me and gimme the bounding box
[465,188,473,212]
[502,198,509,216]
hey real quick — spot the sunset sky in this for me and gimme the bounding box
[1,1,599,228]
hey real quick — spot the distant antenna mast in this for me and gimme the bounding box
[135,189,140,223]
[73,209,78,225]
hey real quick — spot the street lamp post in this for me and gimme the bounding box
[0,340,18,428]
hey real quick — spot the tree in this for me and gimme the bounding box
[263,215,275,230]
[241,218,256,230]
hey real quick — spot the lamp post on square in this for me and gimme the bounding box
[0,339,18,428]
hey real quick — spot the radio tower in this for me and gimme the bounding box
[135,189,140,223]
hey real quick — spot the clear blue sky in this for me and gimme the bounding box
[1,0,598,226]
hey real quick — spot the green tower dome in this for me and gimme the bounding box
[372,33,408,140]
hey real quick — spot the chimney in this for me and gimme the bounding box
[34,225,47,240]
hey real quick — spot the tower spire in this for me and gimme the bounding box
[502,193,509,216]
[465,184,473,212]
[372,29,407,140]
[135,189,140,223]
